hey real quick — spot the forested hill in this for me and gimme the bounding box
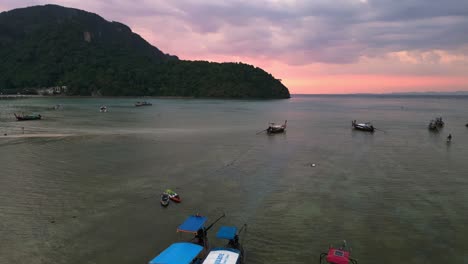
[0,5,290,98]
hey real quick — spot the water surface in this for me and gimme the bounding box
[1,95,467,264]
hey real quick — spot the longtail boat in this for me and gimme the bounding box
[266,120,287,134]
[320,240,357,264]
[202,224,247,264]
[149,214,225,264]
[352,120,374,132]
[14,113,41,121]
[428,120,438,131]
[149,242,203,264]
[135,101,152,107]
[434,117,444,127]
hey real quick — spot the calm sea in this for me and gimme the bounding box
[1,95,467,264]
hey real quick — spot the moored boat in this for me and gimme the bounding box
[135,101,152,107]
[202,224,247,264]
[14,113,42,121]
[435,117,444,127]
[320,240,358,264]
[428,120,438,131]
[148,213,226,263]
[165,189,181,203]
[266,120,287,134]
[149,242,204,264]
[100,106,107,112]
[352,120,374,132]
[160,193,170,207]
[51,104,63,110]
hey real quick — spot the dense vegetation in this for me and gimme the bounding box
[0,5,290,98]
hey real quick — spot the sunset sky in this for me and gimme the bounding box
[2,0,468,94]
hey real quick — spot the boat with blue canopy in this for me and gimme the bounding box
[202,224,246,264]
[177,215,208,234]
[177,214,225,249]
[149,242,203,264]
[148,214,226,264]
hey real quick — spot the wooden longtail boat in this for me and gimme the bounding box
[149,214,226,264]
[428,120,438,131]
[202,224,247,264]
[135,101,152,107]
[352,120,374,132]
[14,113,41,121]
[267,120,287,134]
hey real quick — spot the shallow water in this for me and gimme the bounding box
[1,95,468,264]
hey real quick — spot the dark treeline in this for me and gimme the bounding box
[0,5,290,99]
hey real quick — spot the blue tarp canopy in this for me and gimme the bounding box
[177,215,208,234]
[149,242,203,264]
[216,226,237,240]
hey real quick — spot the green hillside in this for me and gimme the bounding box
[0,5,290,98]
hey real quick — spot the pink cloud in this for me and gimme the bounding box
[2,1,468,94]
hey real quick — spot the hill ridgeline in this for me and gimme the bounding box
[0,5,290,98]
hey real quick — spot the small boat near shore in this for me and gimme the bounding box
[352,120,374,132]
[135,101,152,107]
[320,240,358,264]
[160,193,169,207]
[165,189,181,203]
[266,120,287,134]
[14,113,42,121]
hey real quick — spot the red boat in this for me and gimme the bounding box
[165,189,181,203]
[320,241,357,264]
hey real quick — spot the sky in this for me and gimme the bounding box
[1,0,468,94]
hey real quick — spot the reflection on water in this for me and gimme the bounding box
[1,96,468,264]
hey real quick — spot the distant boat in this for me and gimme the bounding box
[434,117,444,127]
[165,189,181,203]
[352,120,374,132]
[135,101,152,107]
[266,120,287,134]
[51,104,63,110]
[14,113,41,121]
[202,224,247,264]
[428,120,438,131]
[320,240,358,264]
[160,193,169,207]
[100,106,107,112]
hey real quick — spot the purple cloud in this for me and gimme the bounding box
[1,0,468,65]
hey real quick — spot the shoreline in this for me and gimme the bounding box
[0,95,289,100]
